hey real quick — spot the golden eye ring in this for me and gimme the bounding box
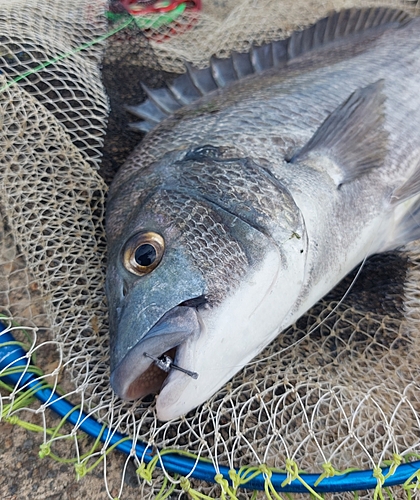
[123,232,165,276]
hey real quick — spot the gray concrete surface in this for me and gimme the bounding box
[0,419,143,499]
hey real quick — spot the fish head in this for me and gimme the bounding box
[106,146,307,420]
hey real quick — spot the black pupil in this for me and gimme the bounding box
[134,244,157,267]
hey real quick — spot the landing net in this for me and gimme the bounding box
[1,1,420,498]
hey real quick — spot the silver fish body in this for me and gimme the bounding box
[106,8,420,421]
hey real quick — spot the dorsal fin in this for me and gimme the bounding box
[129,7,411,131]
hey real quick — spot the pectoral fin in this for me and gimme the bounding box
[291,80,388,185]
[384,159,420,249]
[391,161,420,205]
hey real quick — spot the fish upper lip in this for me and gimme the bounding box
[110,305,200,401]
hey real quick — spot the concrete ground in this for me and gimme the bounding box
[0,420,142,499]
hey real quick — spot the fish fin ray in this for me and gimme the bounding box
[392,160,420,205]
[384,197,420,251]
[137,84,182,114]
[130,7,410,132]
[210,55,238,87]
[379,160,420,250]
[292,80,388,184]
[185,62,218,94]
[168,72,203,104]
[231,50,254,77]
[271,39,288,68]
[128,121,154,133]
[251,43,274,73]
[125,100,168,123]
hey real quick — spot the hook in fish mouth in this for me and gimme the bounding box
[143,352,198,379]
[110,305,201,401]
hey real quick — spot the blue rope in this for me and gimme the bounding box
[1,322,419,493]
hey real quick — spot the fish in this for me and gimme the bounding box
[105,7,420,421]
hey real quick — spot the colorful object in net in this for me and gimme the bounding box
[119,0,201,32]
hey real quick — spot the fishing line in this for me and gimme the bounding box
[0,0,198,94]
[0,16,135,94]
[216,246,371,371]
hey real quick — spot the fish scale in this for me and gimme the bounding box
[105,8,420,421]
[145,190,248,302]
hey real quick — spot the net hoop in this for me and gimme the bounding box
[1,323,420,494]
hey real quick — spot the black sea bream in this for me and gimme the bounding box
[105,8,420,421]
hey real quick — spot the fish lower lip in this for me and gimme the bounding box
[110,306,200,401]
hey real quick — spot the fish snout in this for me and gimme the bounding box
[110,306,200,401]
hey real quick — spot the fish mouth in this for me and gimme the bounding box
[110,305,201,401]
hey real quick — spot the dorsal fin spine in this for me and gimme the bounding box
[366,8,378,29]
[177,70,204,97]
[231,51,254,77]
[210,56,238,87]
[251,44,273,73]
[184,63,204,95]
[271,39,287,67]
[311,18,325,47]
[141,83,181,114]
[186,63,218,94]
[325,11,339,42]
[373,8,387,28]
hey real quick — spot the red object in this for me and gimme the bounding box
[121,0,201,17]
[118,0,202,42]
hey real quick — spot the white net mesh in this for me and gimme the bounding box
[1,0,420,498]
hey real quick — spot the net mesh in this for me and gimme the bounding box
[1,0,420,498]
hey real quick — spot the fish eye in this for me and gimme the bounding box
[123,232,164,276]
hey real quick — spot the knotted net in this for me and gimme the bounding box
[1,0,420,498]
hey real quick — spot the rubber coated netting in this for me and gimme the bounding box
[1,0,420,499]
